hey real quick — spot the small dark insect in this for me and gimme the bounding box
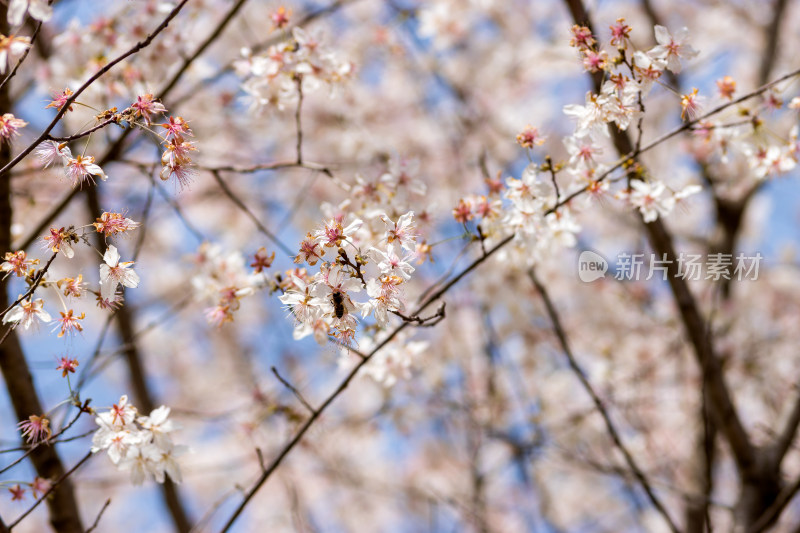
[330,290,346,319]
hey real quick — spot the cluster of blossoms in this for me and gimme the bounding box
[280,210,419,346]
[271,158,430,384]
[1,213,140,335]
[566,21,800,191]
[191,158,431,386]
[91,396,185,485]
[191,243,269,327]
[689,90,800,182]
[235,25,353,111]
[452,21,710,263]
[36,94,195,189]
[564,21,702,130]
[158,115,196,189]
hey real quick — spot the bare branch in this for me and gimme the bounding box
[47,117,120,143]
[209,170,294,256]
[84,499,112,533]
[271,366,317,415]
[199,160,332,175]
[529,267,680,533]
[750,474,800,532]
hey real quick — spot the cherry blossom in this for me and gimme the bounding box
[650,25,699,73]
[65,155,107,187]
[93,212,140,237]
[1,250,38,277]
[17,414,51,444]
[7,0,52,27]
[55,356,79,377]
[92,397,185,486]
[53,310,85,337]
[35,140,71,167]
[0,113,26,142]
[2,298,51,329]
[0,33,30,73]
[626,180,675,222]
[99,246,140,302]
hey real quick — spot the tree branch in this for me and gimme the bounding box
[529,267,680,533]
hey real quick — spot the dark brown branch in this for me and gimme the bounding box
[750,474,800,533]
[199,160,331,175]
[391,303,446,327]
[529,268,680,533]
[47,117,119,143]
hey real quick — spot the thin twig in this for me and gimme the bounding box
[0,20,43,93]
[199,160,331,175]
[271,366,316,415]
[209,170,293,256]
[294,78,304,164]
[84,498,112,533]
[7,451,93,529]
[391,303,446,327]
[47,117,119,143]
